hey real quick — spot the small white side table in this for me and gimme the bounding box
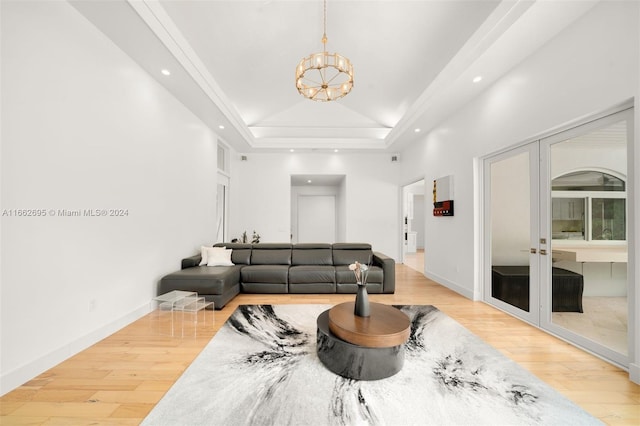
[153,290,213,337]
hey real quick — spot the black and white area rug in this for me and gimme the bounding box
[142,304,601,425]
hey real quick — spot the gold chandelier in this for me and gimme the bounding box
[295,0,354,102]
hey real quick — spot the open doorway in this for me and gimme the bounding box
[402,180,425,273]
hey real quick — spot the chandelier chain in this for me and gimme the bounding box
[322,0,328,47]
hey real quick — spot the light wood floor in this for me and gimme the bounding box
[1,264,638,425]
[403,248,425,273]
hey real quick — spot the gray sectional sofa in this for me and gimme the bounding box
[159,243,395,309]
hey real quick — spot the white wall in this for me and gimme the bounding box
[338,177,347,242]
[0,1,218,394]
[399,0,639,379]
[291,183,345,243]
[399,0,638,299]
[229,152,400,259]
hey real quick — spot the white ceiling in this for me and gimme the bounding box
[70,0,599,153]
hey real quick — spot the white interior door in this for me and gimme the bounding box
[298,195,336,243]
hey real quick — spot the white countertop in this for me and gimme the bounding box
[552,246,627,263]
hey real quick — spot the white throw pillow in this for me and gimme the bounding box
[206,248,234,266]
[199,246,226,266]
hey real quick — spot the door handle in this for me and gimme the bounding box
[530,248,537,254]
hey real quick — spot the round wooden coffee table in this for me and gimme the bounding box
[316,302,411,380]
[328,302,411,347]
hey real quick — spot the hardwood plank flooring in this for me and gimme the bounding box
[1,264,638,425]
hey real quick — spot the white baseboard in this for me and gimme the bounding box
[0,302,152,396]
[423,270,474,300]
[630,362,640,384]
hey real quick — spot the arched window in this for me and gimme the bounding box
[552,170,625,191]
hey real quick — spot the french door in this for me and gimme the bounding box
[484,107,632,368]
[484,142,543,326]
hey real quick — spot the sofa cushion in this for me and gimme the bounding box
[289,264,336,294]
[214,243,252,265]
[292,243,333,265]
[289,265,336,284]
[205,248,234,266]
[336,281,383,294]
[335,265,383,285]
[332,243,373,266]
[199,246,226,265]
[250,243,292,265]
[241,282,288,293]
[289,282,336,294]
[336,262,384,294]
[241,264,290,284]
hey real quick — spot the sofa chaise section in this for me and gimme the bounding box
[158,243,252,310]
[158,265,240,310]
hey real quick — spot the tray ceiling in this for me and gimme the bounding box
[70,0,599,153]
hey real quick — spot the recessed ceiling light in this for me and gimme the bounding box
[414,128,421,133]
[307,180,312,184]
[218,125,225,130]
[161,69,171,76]
[473,75,482,83]
[334,149,339,153]
[290,149,295,152]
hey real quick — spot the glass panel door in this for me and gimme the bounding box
[540,109,631,367]
[484,142,540,325]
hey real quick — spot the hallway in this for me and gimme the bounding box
[403,249,424,274]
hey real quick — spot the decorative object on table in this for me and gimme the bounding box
[349,260,370,317]
[142,304,600,426]
[433,175,454,216]
[295,0,354,102]
[237,230,261,244]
